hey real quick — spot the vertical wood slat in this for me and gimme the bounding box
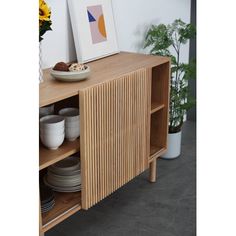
[80,68,149,210]
[146,68,152,162]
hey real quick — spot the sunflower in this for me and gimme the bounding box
[39,0,52,42]
[39,0,51,22]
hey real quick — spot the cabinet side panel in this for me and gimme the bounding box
[80,68,149,209]
[79,90,89,209]
[150,62,171,156]
[146,68,152,160]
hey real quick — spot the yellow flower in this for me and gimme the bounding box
[39,0,51,22]
[39,0,52,41]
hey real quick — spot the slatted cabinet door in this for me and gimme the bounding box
[79,68,151,209]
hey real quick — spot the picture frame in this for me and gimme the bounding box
[68,0,119,63]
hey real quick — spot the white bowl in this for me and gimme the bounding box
[59,108,79,122]
[40,115,65,131]
[65,126,80,141]
[50,66,90,82]
[39,104,54,118]
[65,119,80,129]
[40,127,64,135]
[40,130,65,137]
[40,133,65,150]
[64,115,80,124]
[65,126,80,133]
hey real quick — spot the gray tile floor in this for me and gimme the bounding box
[46,121,196,236]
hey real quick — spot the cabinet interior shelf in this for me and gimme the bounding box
[42,191,81,232]
[150,145,165,159]
[151,103,165,114]
[150,145,164,156]
[39,139,80,170]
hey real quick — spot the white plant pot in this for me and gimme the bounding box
[161,131,182,159]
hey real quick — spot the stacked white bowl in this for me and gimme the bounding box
[59,108,80,141]
[40,115,65,150]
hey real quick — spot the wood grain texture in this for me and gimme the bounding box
[41,192,81,232]
[151,103,165,114]
[149,159,157,183]
[39,52,170,107]
[38,52,171,233]
[149,148,166,164]
[80,68,149,209]
[39,139,80,170]
[149,62,170,158]
[150,145,165,157]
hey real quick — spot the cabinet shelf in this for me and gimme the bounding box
[150,145,166,159]
[151,103,165,114]
[42,191,81,232]
[39,139,80,170]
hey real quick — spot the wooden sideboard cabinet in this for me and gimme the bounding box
[39,52,170,235]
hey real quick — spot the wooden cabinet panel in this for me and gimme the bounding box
[39,53,170,233]
[80,68,150,209]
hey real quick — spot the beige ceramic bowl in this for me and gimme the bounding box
[40,133,65,150]
[40,115,65,131]
[65,126,80,141]
[59,108,79,122]
[50,66,90,82]
[40,127,64,135]
[59,108,80,141]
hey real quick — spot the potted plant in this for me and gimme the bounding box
[144,19,196,159]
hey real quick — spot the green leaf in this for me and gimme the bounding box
[144,19,196,129]
[39,20,52,40]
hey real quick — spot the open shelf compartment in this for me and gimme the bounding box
[150,109,168,158]
[39,95,80,170]
[151,62,169,114]
[151,103,165,114]
[39,139,80,170]
[150,145,165,157]
[41,191,81,232]
[40,94,82,232]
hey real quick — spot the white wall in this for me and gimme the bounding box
[41,0,191,69]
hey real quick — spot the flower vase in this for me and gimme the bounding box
[39,42,43,83]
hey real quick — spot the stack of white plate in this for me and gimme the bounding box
[44,156,81,192]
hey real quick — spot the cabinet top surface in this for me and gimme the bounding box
[39,52,170,107]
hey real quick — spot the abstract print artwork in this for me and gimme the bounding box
[87,5,107,44]
[68,0,119,62]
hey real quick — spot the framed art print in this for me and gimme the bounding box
[68,0,119,63]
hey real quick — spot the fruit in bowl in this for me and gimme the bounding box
[53,62,87,72]
[68,63,86,72]
[51,61,90,82]
[53,62,70,71]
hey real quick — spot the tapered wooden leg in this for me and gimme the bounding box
[149,159,157,183]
